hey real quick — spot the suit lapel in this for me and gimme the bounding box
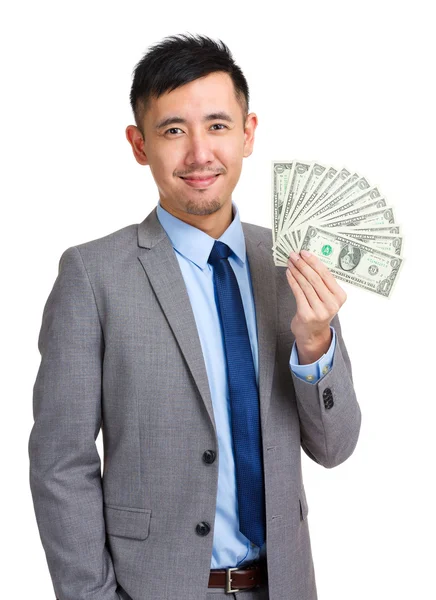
[243,225,278,430]
[137,207,217,432]
[137,207,278,436]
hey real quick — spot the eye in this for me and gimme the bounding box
[164,124,228,135]
[165,127,183,135]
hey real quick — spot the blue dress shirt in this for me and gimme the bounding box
[156,200,336,568]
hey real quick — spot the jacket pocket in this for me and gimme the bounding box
[103,504,152,540]
[299,486,309,521]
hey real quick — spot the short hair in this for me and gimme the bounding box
[129,33,250,137]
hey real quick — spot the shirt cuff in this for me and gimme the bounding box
[289,326,336,384]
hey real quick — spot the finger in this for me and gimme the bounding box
[298,250,345,300]
[288,263,325,312]
[286,266,312,315]
[289,252,339,307]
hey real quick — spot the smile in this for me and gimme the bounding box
[180,174,221,188]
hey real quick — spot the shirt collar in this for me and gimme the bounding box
[156,200,246,271]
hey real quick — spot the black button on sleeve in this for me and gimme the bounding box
[322,387,332,400]
[322,387,334,409]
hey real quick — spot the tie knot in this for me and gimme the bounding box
[208,241,231,265]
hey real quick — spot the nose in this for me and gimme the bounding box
[183,130,215,167]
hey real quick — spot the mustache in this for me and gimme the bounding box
[176,168,225,177]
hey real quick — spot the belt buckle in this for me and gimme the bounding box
[225,567,240,594]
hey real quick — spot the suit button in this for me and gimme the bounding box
[323,387,332,400]
[202,450,216,464]
[196,521,211,536]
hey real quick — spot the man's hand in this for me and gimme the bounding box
[286,249,347,365]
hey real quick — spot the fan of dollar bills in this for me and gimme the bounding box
[271,161,404,299]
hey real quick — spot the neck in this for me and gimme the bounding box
[160,199,234,239]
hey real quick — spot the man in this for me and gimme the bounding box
[29,33,361,600]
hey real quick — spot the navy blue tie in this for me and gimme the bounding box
[208,240,266,548]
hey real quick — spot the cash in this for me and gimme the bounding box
[271,160,404,298]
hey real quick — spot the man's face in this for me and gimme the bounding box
[126,71,257,217]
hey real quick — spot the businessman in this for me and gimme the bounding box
[29,33,361,600]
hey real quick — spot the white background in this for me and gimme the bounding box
[1,1,435,598]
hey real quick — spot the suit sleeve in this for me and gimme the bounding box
[291,313,362,468]
[28,246,120,600]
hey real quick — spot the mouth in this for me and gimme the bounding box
[180,174,221,188]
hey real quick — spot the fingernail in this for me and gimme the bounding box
[290,252,300,261]
[301,250,311,258]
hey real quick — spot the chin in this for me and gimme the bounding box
[184,198,223,216]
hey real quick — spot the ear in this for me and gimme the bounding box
[243,113,258,158]
[125,125,149,166]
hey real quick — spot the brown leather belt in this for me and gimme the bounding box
[208,560,268,593]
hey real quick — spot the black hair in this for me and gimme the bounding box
[129,33,250,137]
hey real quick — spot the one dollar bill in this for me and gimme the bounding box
[298,225,404,298]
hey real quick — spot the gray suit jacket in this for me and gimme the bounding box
[29,206,361,600]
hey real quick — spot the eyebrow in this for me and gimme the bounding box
[155,111,234,130]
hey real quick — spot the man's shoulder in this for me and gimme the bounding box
[73,222,138,254]
[56,222,140,274]
[241,220,272,245]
